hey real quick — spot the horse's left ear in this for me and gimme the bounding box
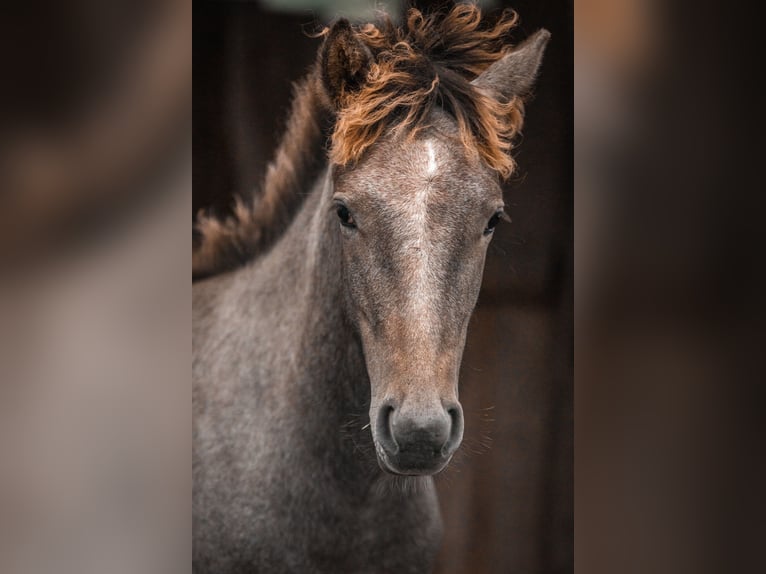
[472,29,551,101]
[319,19,373,109]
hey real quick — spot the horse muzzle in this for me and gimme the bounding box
[373,400,464,475]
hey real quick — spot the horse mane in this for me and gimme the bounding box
[193,4,525,280]
[329,5,523,177]
[193,70,332,280]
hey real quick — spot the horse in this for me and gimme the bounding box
[193,6,548,572]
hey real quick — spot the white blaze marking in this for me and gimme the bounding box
[426,140,437,175]
[409,141,438,340]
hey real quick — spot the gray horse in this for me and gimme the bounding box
[193,6,548,573]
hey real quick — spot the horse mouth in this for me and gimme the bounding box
[374,441,452,476]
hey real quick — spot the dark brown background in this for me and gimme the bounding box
[194,1,572,572]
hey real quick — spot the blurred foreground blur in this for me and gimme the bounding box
[576,0,764,572]
[0,1,190,573]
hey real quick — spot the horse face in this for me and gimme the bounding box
[332,123,504,475]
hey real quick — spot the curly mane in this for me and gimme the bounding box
[328,5,524,177]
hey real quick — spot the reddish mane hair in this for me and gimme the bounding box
[328,5,524,177]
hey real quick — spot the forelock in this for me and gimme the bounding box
[324,4,525,179]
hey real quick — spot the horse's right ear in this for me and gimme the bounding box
[319,19,373,109]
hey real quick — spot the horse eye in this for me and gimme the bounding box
[484,211,504,235]
[336,204,356,228]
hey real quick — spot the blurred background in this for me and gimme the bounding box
[575,1,766,573]
[0,1,190,573]
[194,1,572,573]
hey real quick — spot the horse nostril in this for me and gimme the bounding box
[447,406,460,426]
[443,404,464,457]
[376,404,398,455]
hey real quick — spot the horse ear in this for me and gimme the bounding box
[319,19,373,108]
[472,29,550,101]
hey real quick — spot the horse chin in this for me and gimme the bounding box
[375,448,452,477]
